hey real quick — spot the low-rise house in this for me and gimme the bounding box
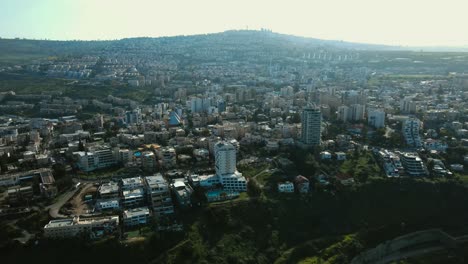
[336,152,347,161]
[320,151,332,160]
[277,181,294,193]
[450,164,464,172]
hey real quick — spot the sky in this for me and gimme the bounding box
[1,0,467,47]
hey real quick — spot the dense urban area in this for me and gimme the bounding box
[0,30,468,263]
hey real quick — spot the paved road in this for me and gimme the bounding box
[46,186,82,218]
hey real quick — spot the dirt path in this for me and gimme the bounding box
[70,184,96,215]
[46,183,92,218]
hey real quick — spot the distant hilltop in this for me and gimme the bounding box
[0,30,467,63]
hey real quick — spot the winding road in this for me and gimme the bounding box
[45,185,84,218]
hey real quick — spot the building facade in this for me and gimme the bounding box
[301,106,322,146]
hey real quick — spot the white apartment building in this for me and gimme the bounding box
[43,216,119,238]
[214,141,247,191]
[73,146,117,172]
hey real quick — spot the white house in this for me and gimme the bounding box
[277,181,294,193]
[320,151,332,160]
[336,152,347,161]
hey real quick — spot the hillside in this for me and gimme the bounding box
[0,30,400,65]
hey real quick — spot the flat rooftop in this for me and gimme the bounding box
[124,207,150,218]
[45,218,74,228]
[123,188,144,198]
[99,182,119,194]
[145,174,167,187]
[121,177,142,186]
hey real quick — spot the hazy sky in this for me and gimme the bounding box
[1,0,467,46]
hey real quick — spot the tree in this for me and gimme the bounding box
[78,139,85,151]
[356,170,369,184]
[304,154,319,176]
[291,112,301,124]
[53,164,72,191]
[247,180,262,197]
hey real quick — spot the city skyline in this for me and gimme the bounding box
[1,0,468,47]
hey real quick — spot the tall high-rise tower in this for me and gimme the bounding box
[214,141,237,176]
[214,141,246,191]
[301,105,322,146]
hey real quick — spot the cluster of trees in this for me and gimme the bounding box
[2,176,468,263]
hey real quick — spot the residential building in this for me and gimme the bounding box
[121,176,144,190]
[368,109,385,128]
[95,199,120,211]
[336,152,347,161]
[400,99,417,114]
[125,108,141,125]
[301,105,321,146]
[320,151,332,160]
[400,152,428,176]
[121,188,145,208]
[73,145,117,172]
[7,185,33,203]
[123,207,151,227]
[144,174,174,217]
[337,105,350,122]
[214,141,247,191]
[350,104,365,121]
[277,182,294,193]
[172,179,193,207]
[157,147,177,168]
[43,216,119,238]
[141,151,156,172]
[98,182,120,199]
[403,118,422,148]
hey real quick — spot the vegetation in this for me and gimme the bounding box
[3,177,468,263]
